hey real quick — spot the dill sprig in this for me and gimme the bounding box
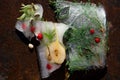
[63,2,106,71]
[43,27,56,45]
[17,3,42,21]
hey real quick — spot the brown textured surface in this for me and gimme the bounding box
[0,0,120,80]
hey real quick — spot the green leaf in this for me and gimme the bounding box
[17,4,36,21]
[43,28,56,45]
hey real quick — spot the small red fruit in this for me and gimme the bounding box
[90,29,95,34]
[95,37,100,43]
[22,23,26,29]
[30,26,35,33]
[37,33,43,40]
[46,64,52,70]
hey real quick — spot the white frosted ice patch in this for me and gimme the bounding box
[15,21,24,32]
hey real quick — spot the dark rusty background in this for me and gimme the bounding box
[0,0,120,80]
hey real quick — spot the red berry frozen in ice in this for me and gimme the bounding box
[37,33,43,40]
[30,26,35,33]
[46,64,52,70]
[22,23,26,29]
[95,37,100,43]
[90,29,95,34]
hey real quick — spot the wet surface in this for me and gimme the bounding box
[0,0,120,80]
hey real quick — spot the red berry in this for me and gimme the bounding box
[95,37,100,43]
[37,33,43,40]
[30,26,35,33]
[22,23,26,29]
[46,64,52,70]
[90,29,95,34]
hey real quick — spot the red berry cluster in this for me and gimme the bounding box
[90,29,101,43]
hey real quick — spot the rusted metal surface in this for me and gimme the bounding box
[0,0,120,80]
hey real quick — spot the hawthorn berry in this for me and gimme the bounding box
[37,33,43,40]
[46,64,52,70]
[95,37,100,43]
[90,29,95,34]
[30,26,35,33]
[22,23,26,29]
